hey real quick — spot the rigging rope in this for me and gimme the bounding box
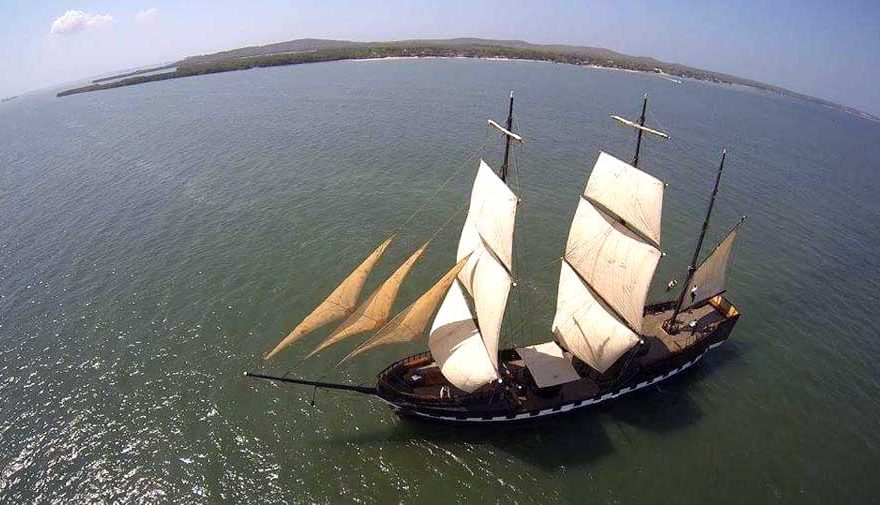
[394,136,490,232]
[507,132,528,345]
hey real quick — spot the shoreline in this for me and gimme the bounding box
[53,45,878,122]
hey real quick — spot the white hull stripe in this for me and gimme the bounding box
[390,342,725,423]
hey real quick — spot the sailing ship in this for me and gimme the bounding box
[247,92,745,424]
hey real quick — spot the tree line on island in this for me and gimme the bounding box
[54,38,878,121]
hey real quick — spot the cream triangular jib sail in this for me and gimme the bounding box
[339,255,470,364]
[553,152,665,372]
[456,159,518,369]
[584,152,664,245]
[307,243,428,358]
[689,227,739,308]
[264,236,393,360]
[428,280,499,393]
[563,198,661,331]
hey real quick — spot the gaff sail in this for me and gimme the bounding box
[688,225,740,308]
[552,152,664,372]
[264,236,393,360]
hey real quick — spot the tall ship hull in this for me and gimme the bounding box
[247,92,747,428]
[376,296,739,424]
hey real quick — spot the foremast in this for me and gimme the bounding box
[500,91,515,181]
[339,93,525,393]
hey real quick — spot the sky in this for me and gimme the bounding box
[1,0,878,115]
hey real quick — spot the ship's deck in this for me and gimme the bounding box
[389,301,731,413]
[639,302,723,363]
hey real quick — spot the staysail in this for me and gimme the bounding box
[552,152,664,372]
[307,243,427,358]
[339,256,470,364]
[688,225,739,308]
[264,236,393,360]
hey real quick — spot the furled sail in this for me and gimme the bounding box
[552,152,664,372]
[339,255,469,364]
[689,227,739,308]
[456,159,518,369]
[264,236,393,360]
[428,281,499,393]
[306,243,428,358]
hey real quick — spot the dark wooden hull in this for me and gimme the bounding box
[374,296,740,424]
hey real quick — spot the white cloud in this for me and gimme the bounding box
[49,10,114,35]
[136,8,158,25]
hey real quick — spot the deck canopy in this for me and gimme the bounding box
[516,342,580,388]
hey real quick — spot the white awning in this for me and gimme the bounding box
[516,342,581,388]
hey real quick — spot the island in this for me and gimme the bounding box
[55,38,879,122]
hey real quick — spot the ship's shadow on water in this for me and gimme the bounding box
[338,342,745,470]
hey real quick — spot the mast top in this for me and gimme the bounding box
[494,91,520,183]
[611,93,668,168]
[488,120,523,143]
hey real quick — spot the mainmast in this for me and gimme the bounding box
[665,149,726,333]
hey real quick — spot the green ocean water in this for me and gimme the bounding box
[1,58,878,504]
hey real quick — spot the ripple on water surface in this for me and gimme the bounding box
[0,58,879,503]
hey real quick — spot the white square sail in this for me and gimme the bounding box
[584,152,664,245]
[553,261,641,373]
[564,198,661,332]
[552,151,666,372]
[429,281,498,393]
[456,159,518,370]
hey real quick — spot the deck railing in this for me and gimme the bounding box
[377,352,513,408]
